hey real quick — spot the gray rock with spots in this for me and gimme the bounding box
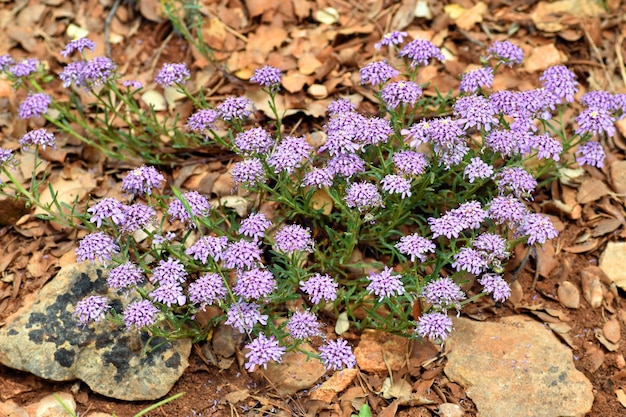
[0,263,191,401]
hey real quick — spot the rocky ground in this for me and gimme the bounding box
[1,0,626,416]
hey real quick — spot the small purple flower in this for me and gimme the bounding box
[83,56,116,86]
[490,90,519,115]
[451,247,488,275]
[107,262,145,290]
[321,111,364,156]
[576,141,605,168]
[581,90,618,111]
[150,257,188,285]
[327,98,356,115]
[399,39,445,67]
[459,67,494,94]
[487,41,524,66]
[155,63,190,87]
[422,277,465,310]
[0,54,15,71]
[59,61,87,88]
[367,266,405,301]
[122,79,143,89]
[250,65,282,90]
[231,158,266,187]
[186,109,218,133]
[326,154,365,178]
[533,133,563,161]
[267,136,313,174]
[381,81,422,109]
[496,167,537,199]
[18,93,51,119]
[539,65,578,103]
[223,240,263,269]
[74,295,109,326]
[473,233,509,261]
[302,167,334,188]
[188,272,227,307]
[345,182,383,212]
[393,150,428,176]
[464,157,494,183]
[149,282,186,307]
[124,299,159,329]
[429,213,464,240]
[395,233,436,262]
[239,212,272,241]
[61,38,96,57]
[359,60,399,86]
[168,191,212,225]
[19,129,56,151]
[287,310,323,339]
[517,213,558,245]
[479,273,511,302]
[234,268,276,300]
[119,203,156,233]
[485,129,518,157]
[417,312,453,341]
[454,94,498,132]
[122,166,165,196]
[234,127,274,155]
[9,58,39,77]
[319,338,356,370]
[0,148,15,171]
[452,201,487,230]
[487,196,528,226]
[274,224,315,254]
[380,174,412,198]
[575,107,616,137]
[244,333,285,372]
[88,198,124,228]
[185,235,229,264]
[353,117,393,147]
[300,273,338,304]
[374,31,408,50]
[218,96,253,121]
[76,232,120,264]
[225,301,268,333]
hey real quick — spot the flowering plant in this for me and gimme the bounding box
[0,32,617,373]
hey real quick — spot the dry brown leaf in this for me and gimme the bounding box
[524,44,568,73]
[291,0,313,20]
[455,1,487,31]
[298,53,322,76]
[138,0,164,22]
[591,218,621,237]
[246,25,287,57]
[34,170,96,217]
[310,189,333,215]
[577,177,610,204]
[202,17,228,50]
[616,389,626,408]
[532,0,605,32]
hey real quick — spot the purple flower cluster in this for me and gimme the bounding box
[319,339,356,370]
[517,213,558,245]
[19,129,56,151]
[107,262,145,290]
[225,301,268,333]
[223,240,263,269]
[267,136,313,174]
[74,295,109,326]
[302,167,334,188]
[451,247,488,275]
[345,182,383,212]
[185,235,228,264]
[327,153,365,178]
[88,197,124,228]
[496,167,537,199]
[380,174,412,198]
[76,232,120,264]
[218,96,253,121]
[575,107,616,137]
[576,141,605,168]
[429,201,487,239]
[393,151,428,176]
[124,300,159,329]
[244,333,285,371]
[459,67,494,94]
[381,81,422,109]
[327,98,356,115]
[395,233,436,262]
[234,268,276,299]
[9,58,39,78]
[487,41,524,66]
[18,93,51,119]
[155,63,190,87]
[479,274,511,302]
[287,310,322,339]
[321,111,364,156]
[422,277,465,310]
[239,212,272,241]
[234,127,274,155]
[122,166,165,196]
[399,39,445,67]
[274,224,314,254]
[61,38,96,57]
[250,65,282,90]
[417,312,453,341]
[231,158,266,187]
[533,133,563,161]
[119,203,156,233]
[539,65,578,103]
[149,281,186,307]
[150,257,188,285]
[464,157,494,183]
[375,31,408,50]
[186,109,218,134]
[366,267,405,301]
[188,272,227,307]
[354,117,393,146]
[360,60,399,86]
[300,273,338,304]
[168,191,211,225]
[487,196,528,226]
[454,94,498,131]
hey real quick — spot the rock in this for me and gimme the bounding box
[445,316,593,417]
[580,268,605,308]
[0,400,29,417]
[557,281,580,309]
[25,392,75,417]
[0,263,191,401]
[611,160,626,195]
[439,402,464,417]
[262,344,326,395]
[354,329,408,372]
[310,368,359,402]
[601,242,626,290]
[603,319,621,344]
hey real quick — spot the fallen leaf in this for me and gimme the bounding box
[314,7,339,24]
[141,90,167,111]
[524,44,568,73]
[616,389,626,408]
[455,2,487,31]
[532,0,605,32]
[577,177,610,204]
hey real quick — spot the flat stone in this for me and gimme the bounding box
[262,343,326,395]
[445,316,593,417]
[310,368,359,402]
[25,392,75,417]
[354,329,408,372]
[0,263,191,401]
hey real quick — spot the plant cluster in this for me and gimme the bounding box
[0,31,618,373]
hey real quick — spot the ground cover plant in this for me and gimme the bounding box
[0,29,617,377]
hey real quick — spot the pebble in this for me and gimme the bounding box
[580,268,604,308]
[353,329,408,372]
[438,403,464,417]
[557,281,580,309]
[603,318,621,344]
[262,343,326,395]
